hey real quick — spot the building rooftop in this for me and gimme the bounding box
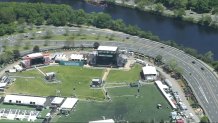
[142,65,157,75]
[51,97,64,105]
[60,98,78,109]
[97,46,118,52]
[4,95,46,106]
[25,53,43,58]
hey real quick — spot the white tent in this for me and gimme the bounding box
[51,97,64,105]
[70,54,85,61]
[97,46,118,52]
[60,98,78,110]
[4,95,46,106]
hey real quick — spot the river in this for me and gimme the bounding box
[1,0,218,59]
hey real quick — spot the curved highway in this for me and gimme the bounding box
[1,26,218,122]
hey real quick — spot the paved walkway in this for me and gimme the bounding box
[102,68,111,100]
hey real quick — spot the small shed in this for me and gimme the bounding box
[60,98,78,114]
[91,78,102,87]
[51,97,64,106]
[45,72,56,81]
[142,65,158,81]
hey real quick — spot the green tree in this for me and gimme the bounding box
[195,0,210,13]
[200,116,209,123]
[0,7,16,24]
[93,42,100,49]
[188,0,197,10]
[93,13,112,28]
[70,10,87,25]
[154,3,165,14]
[168,59,177,71]
[13,50,21,60]
[111,19,125,31]
[184,48,198,57]
[35,16,44,25]
[174,8,186,18]
[203,51,214,63]
[173,0,188,8]
[33,45,40,53]
[155,54,163,65]
[17,17,26,25]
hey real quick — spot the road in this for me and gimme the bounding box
[1,26,218,122]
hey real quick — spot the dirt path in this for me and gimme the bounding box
[102,68,111,81]
[102,68,111,100]
[0,62,20,77]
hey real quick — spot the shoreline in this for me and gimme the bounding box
[108,0,218,29]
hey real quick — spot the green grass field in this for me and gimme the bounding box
[106,64,142,83]
[0,103,34,110]
[57,84,172,122]
[39,34,123,41]
[6,66,105,100]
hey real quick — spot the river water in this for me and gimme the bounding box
[1,0,218,59]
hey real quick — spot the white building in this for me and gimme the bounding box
[60,98,78,113]
[142,65,158,81]
[3,95,46,106]
[89,119,115,123]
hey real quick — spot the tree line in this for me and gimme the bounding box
[0,2,217,72]
[125,0,218,27]
[133,0,218,14]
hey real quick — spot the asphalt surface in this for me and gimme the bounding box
[1,26,218,122]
